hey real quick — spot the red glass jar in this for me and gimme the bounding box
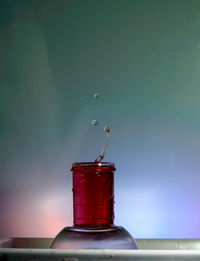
[72,162,115,227]
[50,162,138,249]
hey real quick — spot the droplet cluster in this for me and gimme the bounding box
[91,93,111,162]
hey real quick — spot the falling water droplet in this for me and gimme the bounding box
[92,119,98,126]
[94,93,100,99]
[104,126,110,133]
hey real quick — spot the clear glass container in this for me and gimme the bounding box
[50,162,138,249]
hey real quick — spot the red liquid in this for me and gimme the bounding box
[71,162,116,227]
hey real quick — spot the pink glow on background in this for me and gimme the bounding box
[1,178,200,238]
[0,189,72,238]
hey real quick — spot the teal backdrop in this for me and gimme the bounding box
[1,0,200,238]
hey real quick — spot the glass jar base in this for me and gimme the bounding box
[50,226,138,249]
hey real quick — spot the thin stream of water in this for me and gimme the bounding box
[95,127,110,163]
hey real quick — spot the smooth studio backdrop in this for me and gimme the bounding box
[1,0,200,238]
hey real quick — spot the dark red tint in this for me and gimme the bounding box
[71,162,116,227]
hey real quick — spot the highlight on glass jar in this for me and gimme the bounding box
[50,162,138,249]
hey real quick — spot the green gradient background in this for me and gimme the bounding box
[1,0,200,238]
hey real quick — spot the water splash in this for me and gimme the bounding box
[92,92,110,162]
[95,126,110,163]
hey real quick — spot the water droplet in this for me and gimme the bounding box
[104,126,110,133]
[92,119,98,126]
[94,93,100,99]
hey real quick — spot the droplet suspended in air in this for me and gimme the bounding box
[92,119,98,126]
[104,126,110,133]
[94,93,100,99]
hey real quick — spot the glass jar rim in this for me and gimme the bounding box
[71,162,116,172]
